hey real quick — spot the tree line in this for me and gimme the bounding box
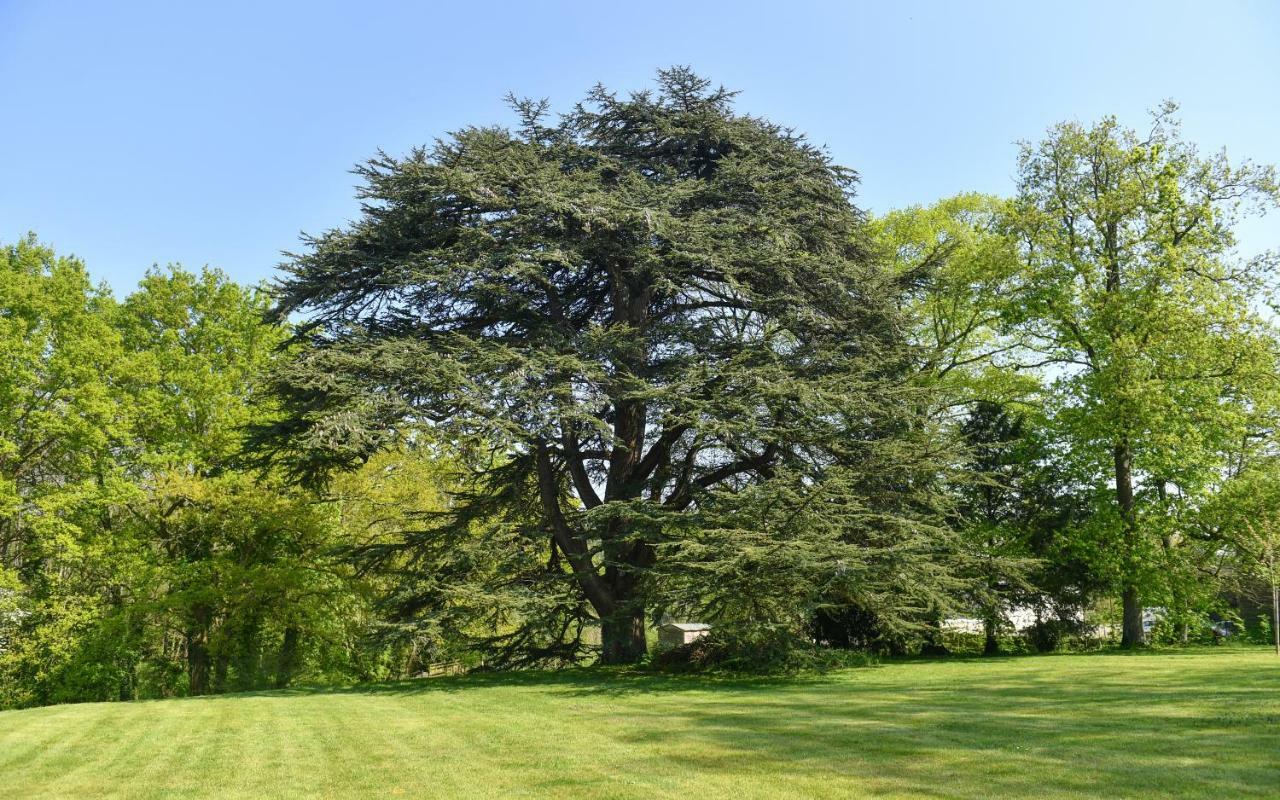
[3,69,1279,706]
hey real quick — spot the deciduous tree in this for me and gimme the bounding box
[1005,104,1279,646]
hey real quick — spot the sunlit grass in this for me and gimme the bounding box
[3,648,1279,798]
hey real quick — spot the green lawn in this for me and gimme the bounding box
[3,649,1279,799]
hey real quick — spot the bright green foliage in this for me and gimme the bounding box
[114,266,285,472]
[873,193,1034,412]
[1206,461,1280,650]
[328,447,565,672]
[0,237,133,706]
[259,69,954,664]
[123,471,358,695]
[0,255,373,706]
[1004,103,1280,645]
[108,267,357,695]
[0,236,123,575]
[3,650,1280,799]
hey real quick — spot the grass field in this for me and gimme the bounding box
[3,648,1279,799]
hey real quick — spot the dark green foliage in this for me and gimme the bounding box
[954,404,1065,650]
[650,624,874,674]
[9,79,1280,707]
[258,68,955,664]
[1025,617,1088,653]
[339,447,597,671]
[1249,613,1273,646]
[808,604,908,654]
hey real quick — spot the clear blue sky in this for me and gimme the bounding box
[2,0,1278,293]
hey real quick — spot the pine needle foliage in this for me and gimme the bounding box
[256,69,956,664]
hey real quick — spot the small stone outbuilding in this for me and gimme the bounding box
[658,622,711,649]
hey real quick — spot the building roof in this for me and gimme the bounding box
[661,622,710,631]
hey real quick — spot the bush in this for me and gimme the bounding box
[1248,613,1273,646]
[650,625,872,674]
[134,658,186,700]
[807,605,917,656]
[1024,617,1095,653]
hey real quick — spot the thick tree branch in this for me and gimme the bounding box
[561,428,603,509]
[664,442,780,510]
[534,440,613,614]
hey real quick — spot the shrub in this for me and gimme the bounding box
[1025,617,1093,653]
[1249,612,1273,646]
[651,624,872,674]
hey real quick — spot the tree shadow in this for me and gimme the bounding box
[61,649,1280,797]
[208,665,851,700]
[585,654,1280,797]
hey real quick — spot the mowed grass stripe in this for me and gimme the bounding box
[4,649,1280,799]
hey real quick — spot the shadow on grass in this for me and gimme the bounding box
[568,649,1280,797]
[63,648,1280,798]
[203,644,1278,703]
[205,665,845,701]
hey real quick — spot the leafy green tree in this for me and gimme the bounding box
[874,193,1033,412]
[126,471,354,693]
[0,252,386,706]
[1208,462,1280,655]
[115,265,284,473]
[954,403,1042,654]
[112,266,360,694]
[0,236,123,576]
[1005,104,1280,646]
[0,237,140,706]
[872,196,1050,654]
[258,69,952,664]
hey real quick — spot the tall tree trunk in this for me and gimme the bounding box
[983,615,999,656]
[596,273,655,667]
[213,655,229,693]
[1121,586,1143,648]
[1272,579,1279,657]
[276,626,300,688]
[598,544,651,664]
[600,608,647,664]
[1115,442,1144,648]
[186,604,212,696]
[920,609,949,656]
[187,638,210,696]
[231,613,263,691]
[983,544,999,655]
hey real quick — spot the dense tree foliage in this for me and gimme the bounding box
[0,255,389,705]
[1004,104,1280,646]
[259,69,955,664]
[0,237,121,579]
[4,73,1280,708]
